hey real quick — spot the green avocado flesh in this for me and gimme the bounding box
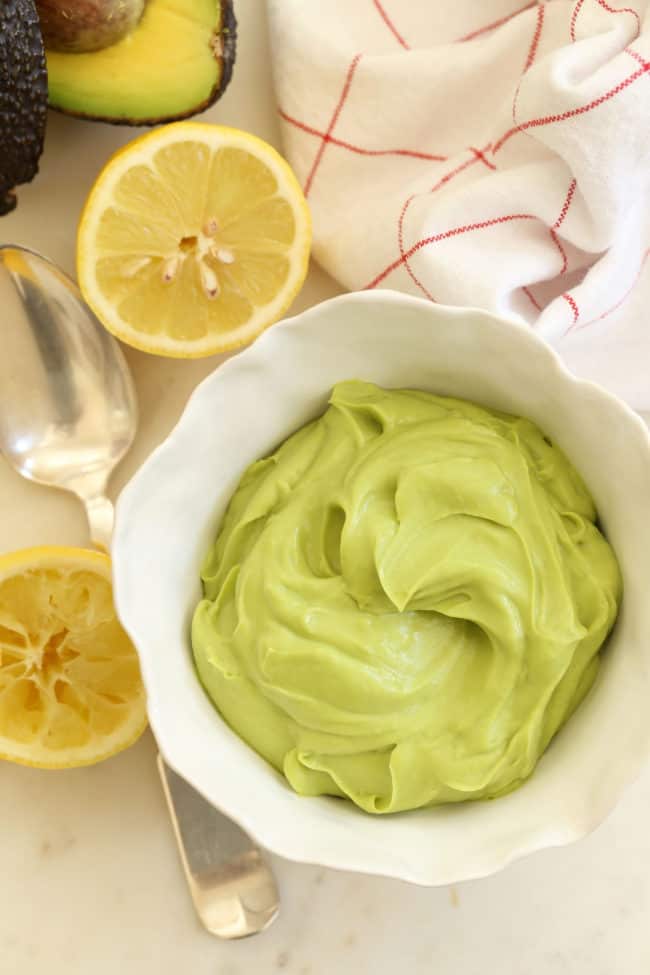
[45,0,236,123]
[192,380,621,814]
[0,0,47,215]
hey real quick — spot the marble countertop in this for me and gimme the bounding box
[2,2,649,971]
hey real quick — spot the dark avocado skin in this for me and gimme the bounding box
[0,0,48,214]
[217,0,237,108]
[49,0,238,126]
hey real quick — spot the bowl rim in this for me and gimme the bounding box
[113,289,650,885]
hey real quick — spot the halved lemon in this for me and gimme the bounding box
[77,122,312,358]
[0,547,147,768]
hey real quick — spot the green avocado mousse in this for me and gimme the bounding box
[191,380,621,814]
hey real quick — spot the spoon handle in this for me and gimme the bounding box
[158,756,280,938]
[83,493,115,552]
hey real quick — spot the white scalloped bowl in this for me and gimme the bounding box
[113,290,650,886]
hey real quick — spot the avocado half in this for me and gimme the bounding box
[45,0,237,125]
[0,0,48,215]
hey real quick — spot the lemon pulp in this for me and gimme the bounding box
[77,123,312,357]
[0,547,146,768]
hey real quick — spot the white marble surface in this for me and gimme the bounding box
[2,2,649,971]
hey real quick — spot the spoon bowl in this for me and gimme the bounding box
[0,245,136,548]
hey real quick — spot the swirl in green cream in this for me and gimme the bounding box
[192,380,621,814]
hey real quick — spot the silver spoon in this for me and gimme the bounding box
[0,244,280,939]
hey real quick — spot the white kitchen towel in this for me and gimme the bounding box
[267,0,650,411]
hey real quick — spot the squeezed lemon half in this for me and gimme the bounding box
[0,547,147,768]
[77,122,312,357]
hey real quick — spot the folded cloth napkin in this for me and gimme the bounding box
[267,0,650,412]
